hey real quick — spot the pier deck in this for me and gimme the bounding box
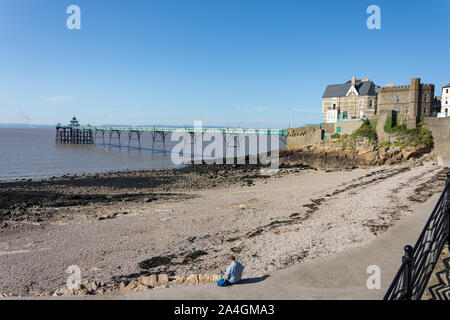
[55,125,288,149]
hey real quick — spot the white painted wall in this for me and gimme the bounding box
[441,86,450,117]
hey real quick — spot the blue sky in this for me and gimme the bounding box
[0,0,449,128]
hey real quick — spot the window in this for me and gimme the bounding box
[424,108,427,115]
[360,100,364,108]
[343,111,348,119]
[406,107,409,114]
[447,89,448,94]
[369,100,373,108]
[359,111,364,118]
[332,103,336,110]
[397,96,400,103]
[424,94,428,102]
[394,107,402,114]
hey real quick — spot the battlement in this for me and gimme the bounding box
[421,83,434,90]
[378,83,434,92]
[378,84,411,92]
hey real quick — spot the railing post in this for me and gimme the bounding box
[402,245,414,300]
[446,172,450,245]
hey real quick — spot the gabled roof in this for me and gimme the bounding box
[323,80,377,98]
[443,83,450,88]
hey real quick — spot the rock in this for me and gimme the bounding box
[209,274,221,282]
[90,283,98,291]
[63,288,75,296]
[171,275,186,285]
[120,280,138,293]
[140,274,157,287]
[136,283,150,292]
[75,288,88,295]
[401,148,415,160]
[97,288,106,295]
[198,274,210,284]
[157,274,169,285]
[184,274,199,285]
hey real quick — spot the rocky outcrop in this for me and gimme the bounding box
[52,281,110,296]
[51,273,222,296]
[280,137,433,169]
[116,273,221,294]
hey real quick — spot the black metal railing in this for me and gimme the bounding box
[384,171,450,300]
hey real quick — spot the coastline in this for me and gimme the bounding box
[0,151,448,297]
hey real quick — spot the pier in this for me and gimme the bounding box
[55,117,288,150]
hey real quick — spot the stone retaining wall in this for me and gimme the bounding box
[424,117,450,161]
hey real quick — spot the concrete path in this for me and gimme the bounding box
[125,193,441,300]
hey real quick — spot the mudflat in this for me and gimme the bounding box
[0,159,447,297]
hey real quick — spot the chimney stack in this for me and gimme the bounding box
[351,77,356,86]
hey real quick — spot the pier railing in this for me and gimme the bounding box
[55,124,288,148]
[383,172,450,300]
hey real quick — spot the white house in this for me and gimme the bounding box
[439,84,450,117]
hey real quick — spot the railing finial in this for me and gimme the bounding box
[403,245,413,256]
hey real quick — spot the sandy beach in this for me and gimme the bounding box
[0,155,447,297]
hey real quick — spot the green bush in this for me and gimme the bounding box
[330,133,340,139]
[384,116,393,134]
[390,121,433,148]
[352,119,378,141]
[393,123,407,135]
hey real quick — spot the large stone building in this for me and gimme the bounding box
[322,77,435,128]
[322,77,377,123]
[377,78,435,127]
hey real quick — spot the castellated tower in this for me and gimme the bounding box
[377,77,434,129]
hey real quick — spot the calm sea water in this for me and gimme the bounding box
[0,128,284,182]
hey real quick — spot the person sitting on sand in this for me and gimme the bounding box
[217,255,244,287]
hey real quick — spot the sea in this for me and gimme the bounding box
[0,128,285,182]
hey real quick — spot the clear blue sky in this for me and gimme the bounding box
[0,0,449,128]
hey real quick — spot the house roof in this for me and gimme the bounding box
[443,83,450,88]
[323,79,377,98]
